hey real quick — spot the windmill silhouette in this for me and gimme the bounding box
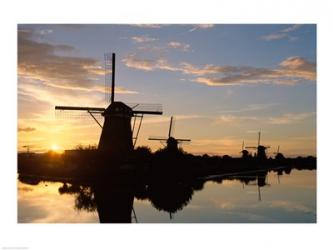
[247,172,270,201]
[148,116,190,151]
[22,145,31,154]
[240,140,251,159]
[55,53,163,157]
[245,130,270,160]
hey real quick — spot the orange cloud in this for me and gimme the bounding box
[122,54,315,86]
[18,127,36,132]
[193,57,316,86]
[167,41,190,51]
[213,112,315,126]
[18,29,136,94]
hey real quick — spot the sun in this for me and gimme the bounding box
[51,144,61,152]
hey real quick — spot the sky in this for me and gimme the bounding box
[17,24,316,157]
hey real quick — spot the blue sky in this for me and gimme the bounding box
[17,24,316,156]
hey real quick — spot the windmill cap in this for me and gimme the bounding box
[103,101,133,116]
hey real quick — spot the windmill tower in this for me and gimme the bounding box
[245,130,270,160]
[148,116,190,151]
[55,53,163,158]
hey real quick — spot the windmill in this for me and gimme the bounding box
[22,145,31,154]
[148,116,190,151]
[55,53,163,157]
[273,145,285,161]
[22,145,34,154]
[245,130,270,160]
[240,140,250,158]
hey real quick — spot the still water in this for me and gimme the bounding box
[18,169,316,223]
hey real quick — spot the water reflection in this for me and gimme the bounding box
[18,165,316,223]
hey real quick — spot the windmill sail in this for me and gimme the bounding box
[127,103,162,115]
[55,106,105,112]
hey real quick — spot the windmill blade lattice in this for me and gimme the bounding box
[104,53,113,104]
[126,103,163,115]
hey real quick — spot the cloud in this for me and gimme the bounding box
[18,29,136,94]
[18,30,102,90]
[137,41,191,54]
[131,24,213,32]
[53,24,86,29]
[180,63,244,75]
[213,112,315,126]
[122,54,178,72]
[142,114,201,124]
[131,35,158,43]
[122,55,243,75]
[279,56,316,80]
[18,127,36,132]
[280,24,302,33]
[167,41,190,51]
[260,24,302,41]
[121,55,157,71]
[39,29,53,35]
[219,103,279,114]
[269,200,313,213]
[260,33,287,41]
[192,57,316,86]
[186,137,252,156]
[189,24,214,32]
[122,54,315,86]
[214,115,260,125]
[130,24,164,29]
[268,112,315,124]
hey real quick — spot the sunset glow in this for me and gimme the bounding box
[17,24,316,157]
[51,144,60,151]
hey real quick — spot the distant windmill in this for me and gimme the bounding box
[245,130,270,160]
[273,145,285,161]
[22,145,31,154]
[55,53,163,157]
[240,140,250,158]
[148,116,191,150]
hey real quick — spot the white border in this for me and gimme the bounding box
[1,0,332,249]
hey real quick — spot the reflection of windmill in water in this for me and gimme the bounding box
[55,53,163,158]
[273,146,285,184]
[245,130,270,160]
[246,171,270,201]
[148,116,191,151]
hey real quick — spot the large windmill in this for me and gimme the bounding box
[55,53,163,157]
[148,116,190,151]
[245,130,270,160]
